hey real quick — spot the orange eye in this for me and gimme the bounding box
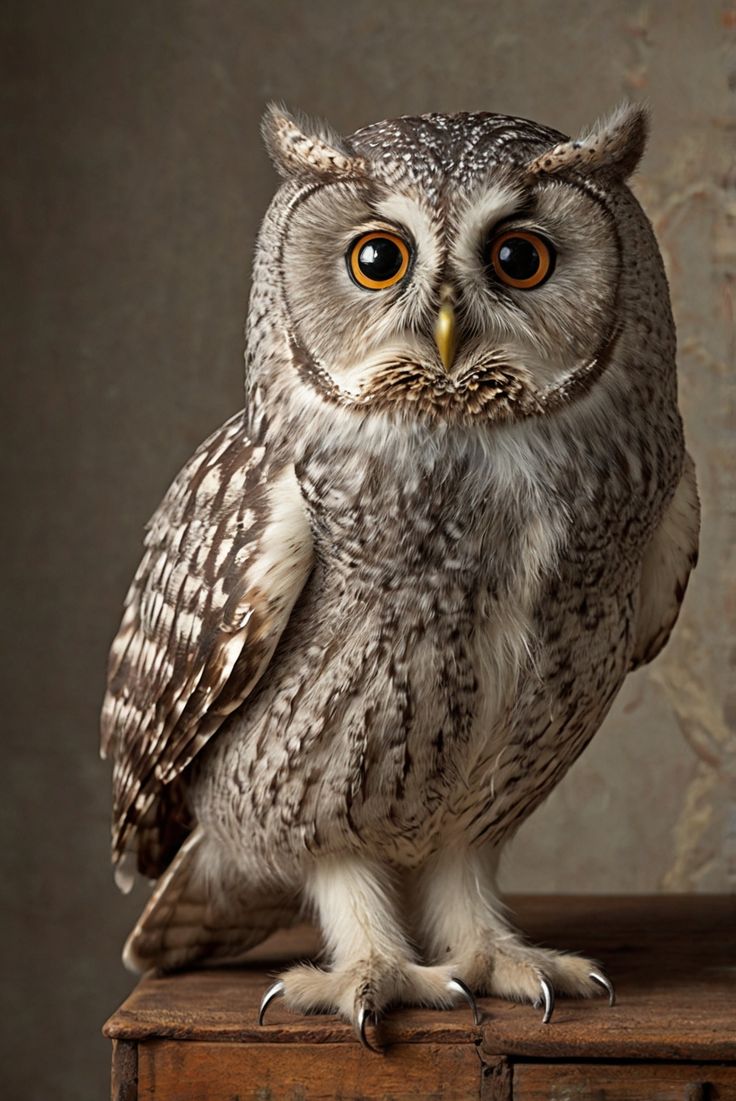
[489,230,554,289]
[348,231,411,290]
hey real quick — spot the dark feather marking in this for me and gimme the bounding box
[101,413,311,876]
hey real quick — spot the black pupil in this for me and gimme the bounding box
[497,236,540,280]
[357,237,403,282]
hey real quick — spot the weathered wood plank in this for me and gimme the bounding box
[105,896,736,1061]
[111,1039,138,1101]
[480,1054,512,1101]
[513,1061,736,1100]
[137,1039,482,1100]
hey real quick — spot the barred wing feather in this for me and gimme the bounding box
[100,412,313,886]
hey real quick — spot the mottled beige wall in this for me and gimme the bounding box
[3,1,733,1097]
[504,3,735,895]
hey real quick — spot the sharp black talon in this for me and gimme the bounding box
[539,976,555,1024]
[447,977,481,1026]
[590,970,616,1007]
[357,1005,383,1054]
[258,979,285,1025]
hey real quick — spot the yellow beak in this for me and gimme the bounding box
[434,298,457,371]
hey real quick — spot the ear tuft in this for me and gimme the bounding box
[261,103,365,180]
[528,102,649,181]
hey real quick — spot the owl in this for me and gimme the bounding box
[101,102,700,1049]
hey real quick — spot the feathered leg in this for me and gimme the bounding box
[413,845,614,1021]
[259,852,476,1047]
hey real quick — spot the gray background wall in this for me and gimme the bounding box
[2,2,733,1098]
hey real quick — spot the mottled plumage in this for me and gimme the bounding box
[102,103,699,1035]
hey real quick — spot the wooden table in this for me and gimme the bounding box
[105,895,736,1100]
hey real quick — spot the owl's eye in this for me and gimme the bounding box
[488,230,554,290]
[348,232,411,290]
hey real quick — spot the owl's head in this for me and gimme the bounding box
[250,103,667,439]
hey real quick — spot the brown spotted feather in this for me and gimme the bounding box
[101,412,313,883]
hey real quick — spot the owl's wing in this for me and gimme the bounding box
[101,412,313,887]
[121,826,304,974]
[630,451,700,670]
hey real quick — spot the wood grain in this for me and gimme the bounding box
[513,1061,736,1100]
[480,1055,512,1101]
[137,1039,485,1100]
[105,895,736,1060]
[111,1039,138,1101]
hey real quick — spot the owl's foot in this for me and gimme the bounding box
[416,848,616,1025]
[258,959,479,1050]
[453,941,614,1023]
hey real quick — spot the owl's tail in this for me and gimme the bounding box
[123,827,301,973]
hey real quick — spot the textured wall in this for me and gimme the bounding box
[2,1,732,1098]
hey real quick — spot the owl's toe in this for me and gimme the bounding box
[256,960,389,1032]
[356,1003,383,1053]
[257,978,286,1025]
[589,968,616,1006]
[452,941,616,1018]
[538,975,555,1023]
[257,958,480,1048]
[447,976,481,1024]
